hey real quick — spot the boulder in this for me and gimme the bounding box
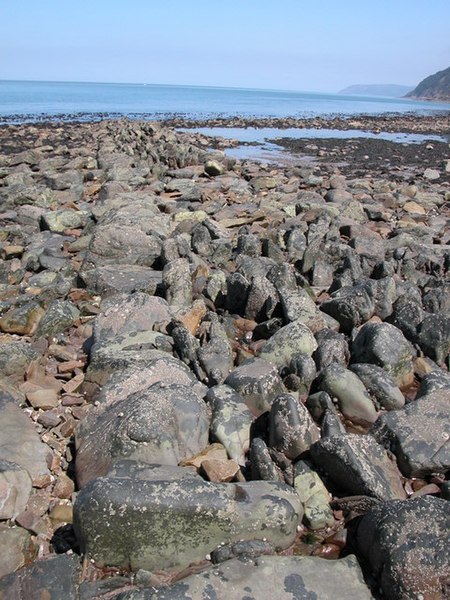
[310,433,405,500]
[314,329,349,371]
[40,209,89,233]
[206,385,253,465]
[354,497,450,600]
[224,358,285,416]
[250,437,284,482]
[294,461,334,530]
[92,293,173,343]
[277,287,325,331]
[85,340,176,389]
[0,527,37,579]
[416,313,450,365]
[94,359,204,409]
[371,389,450,477]
[0,341,38,384]
[162,258,193,308]
[75,383,210,488]
[320,283,375,333]
[73,467,301,572]
[245,276,278,321]
[352,322,415,387]
[35,300,80,338]
[349,363,405,411]
[79,265,163,296]
[82,222,161,269]
[0,302,45,336]
[259,320,317,369]
[268,393,320,459]
[197,335,233,385]
[319,363,378,424]
[416,369,450,398]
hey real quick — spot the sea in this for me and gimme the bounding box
[1,80,449,123]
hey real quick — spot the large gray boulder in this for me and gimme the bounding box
[352,322,415,387]
[259,320,317,369]
[268,393,320,459]
[416,369,450,398]
[371,389,450,477]
[353,497,450,600]
[319,363,378,424]
[0,527,37,579]
[92,293,173,343]
[85,339,175,389]
[112,555,373,599]
[320,282,375,333]
[41,208,89,233]
[81,200,166,271]
[206,385,253,465]
[75,383,210,488]
[73,466,301,573]
[95,360,205,410]
[224,358,285,417]
[79,264,163,295]
[310,433,405,500]
[349,363,405,411]
[416,313,450,365]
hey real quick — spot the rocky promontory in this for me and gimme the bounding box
[406,66,450,102]
[0,117,449,599]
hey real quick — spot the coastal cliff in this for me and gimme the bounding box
[406,66,450,102]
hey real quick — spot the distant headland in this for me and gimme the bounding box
[405,66,450,102]
[338,84,413,98]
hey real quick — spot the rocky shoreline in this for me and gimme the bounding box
[0,116,449,599]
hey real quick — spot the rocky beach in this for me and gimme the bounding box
[0,114,449,599]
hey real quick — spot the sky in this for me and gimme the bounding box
[1,0,449,93]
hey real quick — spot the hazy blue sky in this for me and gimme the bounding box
[1,0,449,92]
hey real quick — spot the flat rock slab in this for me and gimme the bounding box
[0,398,51,488]
[371,389,450,477]
[74,474,301,573]
[354,496,450,600]
[113,555,373,599]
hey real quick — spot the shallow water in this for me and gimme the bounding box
[182,126,449,162]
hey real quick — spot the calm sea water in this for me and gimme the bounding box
[0,80,449,123]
